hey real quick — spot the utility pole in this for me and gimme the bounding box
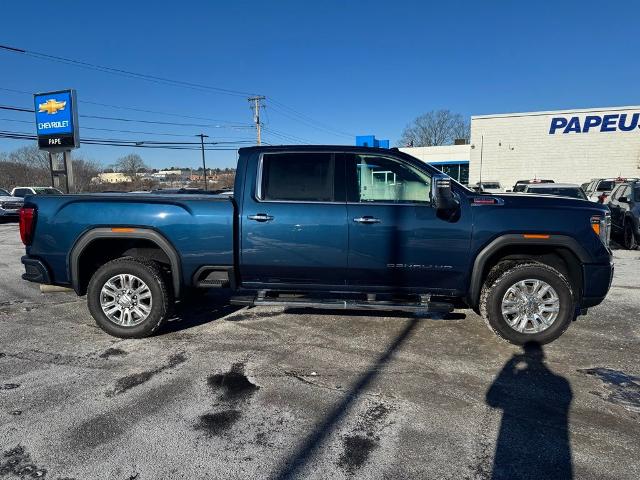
[197,133,209,191]
[248,96,266,145]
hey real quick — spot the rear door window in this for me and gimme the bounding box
[260,153,337,202]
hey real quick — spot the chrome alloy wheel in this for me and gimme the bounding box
[100,274,152,326]
[501,279,560,334]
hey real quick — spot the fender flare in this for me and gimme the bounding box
[467,234,591,309]
[69,227,182,296]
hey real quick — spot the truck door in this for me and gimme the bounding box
[240,151,348,288]
[344,153,472,293]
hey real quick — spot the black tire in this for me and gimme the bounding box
[480,261,575,345]
[87,256,171,338]
[623,221,638,250]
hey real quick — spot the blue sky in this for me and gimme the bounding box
[1,0,639,168]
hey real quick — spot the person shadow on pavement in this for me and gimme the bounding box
[486,341,573,480]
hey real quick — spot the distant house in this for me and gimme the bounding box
[95,172,132,184]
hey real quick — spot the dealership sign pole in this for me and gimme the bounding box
[34,89,79,193]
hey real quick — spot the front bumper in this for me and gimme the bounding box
[581,261,614,308]
[21,256,51,284]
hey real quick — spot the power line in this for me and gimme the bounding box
[0,129,252,150]
[0,104,253,130]
[262,126,316,144]
[268,98,355,138]
[0,116,255,139]
[0,44,260,98]
[0,43,356,140]
[0,86,249,125]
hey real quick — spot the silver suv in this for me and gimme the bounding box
[0,188,23,219]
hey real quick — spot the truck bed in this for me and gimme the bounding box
[24,193,235,288]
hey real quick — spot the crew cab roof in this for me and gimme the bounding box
[239,145,398,155]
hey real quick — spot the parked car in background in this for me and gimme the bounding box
[0,188,24,220]
[521,183,587,200]
[608,180,640,249]
[512,179,554,192]
[473,181,503,193]
[11,186,64,198]
[583,178,637,204]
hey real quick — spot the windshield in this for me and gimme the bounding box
[596,181,615,192]
[34,188,63,195]
[527,187,586,199]
[480,183,501,189]
[0,188,10,196]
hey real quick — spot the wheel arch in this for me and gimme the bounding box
[69,227,182,297]
[468,234,590,310]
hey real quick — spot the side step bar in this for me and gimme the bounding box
[230,292,454,314]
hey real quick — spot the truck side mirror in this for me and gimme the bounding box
[618,196,629,203]
[433,175,458,213]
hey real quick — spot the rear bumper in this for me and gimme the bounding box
[21,256,51,284]
[580,262,614,308]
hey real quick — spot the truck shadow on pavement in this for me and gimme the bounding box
[161,291,242,334]
[486,341,573,480]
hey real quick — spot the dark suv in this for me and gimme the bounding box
[608,180,640,249]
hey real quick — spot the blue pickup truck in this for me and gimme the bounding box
[19,146,613,345]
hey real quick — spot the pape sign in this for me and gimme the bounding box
[549,112,640,135]
[34,89,80,150]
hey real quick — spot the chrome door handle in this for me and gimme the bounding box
[247,213,274,222]
[353,216,381,224]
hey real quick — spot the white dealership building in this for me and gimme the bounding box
[468,105,640,189]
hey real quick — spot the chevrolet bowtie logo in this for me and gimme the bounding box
[38,99,67,115]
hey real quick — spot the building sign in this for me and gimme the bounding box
[549,112,639,134]
[34,89,79,150]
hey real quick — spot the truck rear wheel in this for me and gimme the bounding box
[480,262,574,345]
[87,257,171,338]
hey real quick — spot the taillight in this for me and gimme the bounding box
[19,207,36,246]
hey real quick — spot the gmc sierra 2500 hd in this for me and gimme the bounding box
[20,146,613,345]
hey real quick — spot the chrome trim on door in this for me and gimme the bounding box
[353,216,381,224]
[247,213,274,222]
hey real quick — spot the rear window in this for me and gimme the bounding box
[260,153,335,202]
[596,181,615,191]
[527,187,586,199]
[634,187,640,202]
[481,183,500,189]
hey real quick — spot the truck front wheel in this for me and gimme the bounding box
[480,262,574,345]
[87,257,171,338]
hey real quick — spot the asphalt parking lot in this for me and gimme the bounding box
[0,221,639,480]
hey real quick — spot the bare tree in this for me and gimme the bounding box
[115,154,147,181]
[0,143,102,192]
[399,110,470,147]
[72,157,101,192]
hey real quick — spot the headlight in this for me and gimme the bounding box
[590,213,611,247]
